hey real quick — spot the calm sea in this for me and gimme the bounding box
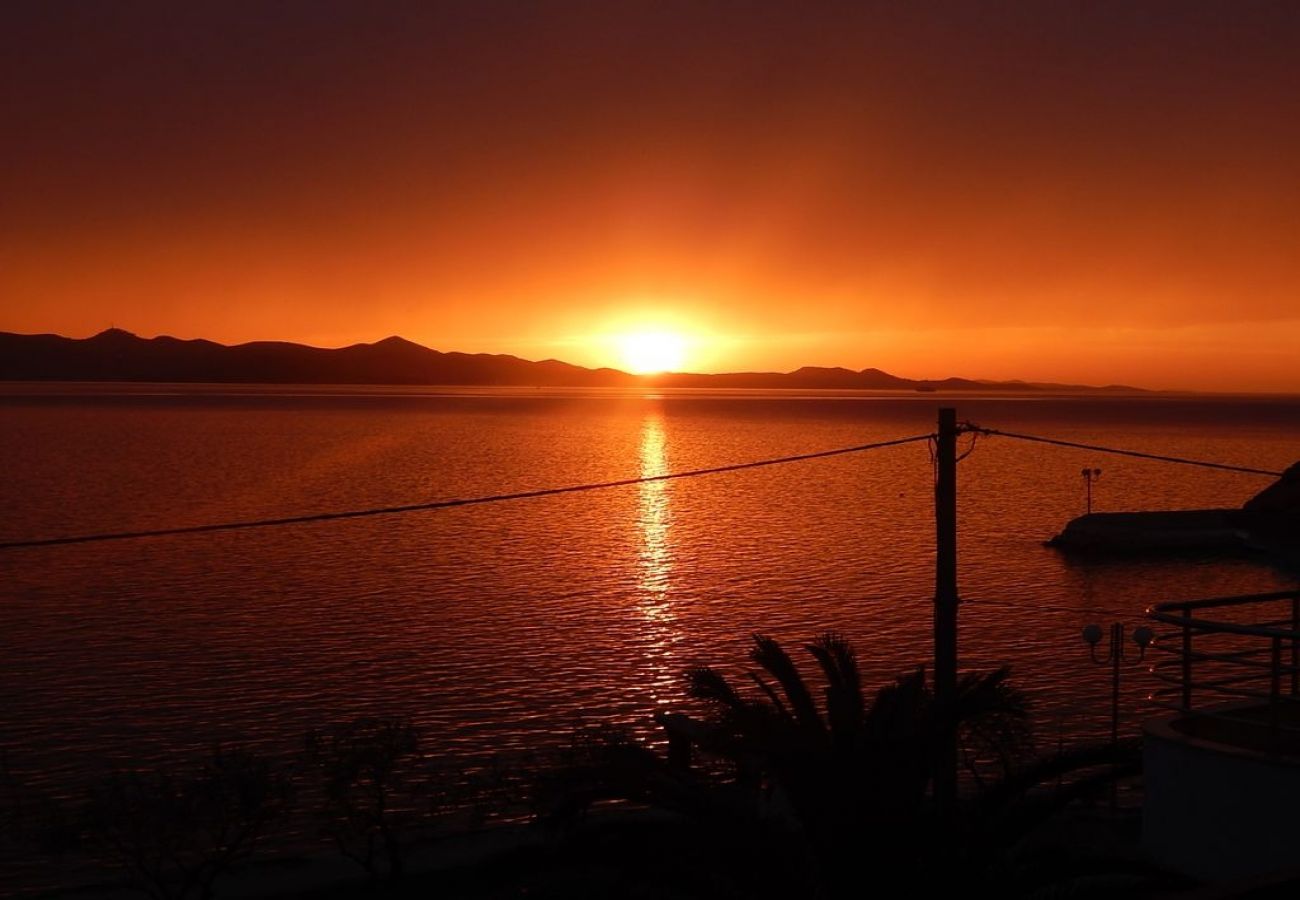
[2,384,1298,801]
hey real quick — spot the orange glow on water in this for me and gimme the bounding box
[636,411,679,704]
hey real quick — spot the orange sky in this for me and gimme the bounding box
[2,3,1298,391]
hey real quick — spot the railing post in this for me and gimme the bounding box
[1272,636,1283,704]
[1271,635,1283,745]
[656,712,694,773]
[1291,595,1299,696]
[1181,607,1193,712]
[1110,622,1122,748]
[666,731,691,772]
[1110,622,1123,814]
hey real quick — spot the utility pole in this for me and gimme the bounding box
[934,407,959,822]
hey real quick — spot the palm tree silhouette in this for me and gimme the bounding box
[683,632,1036,890]
[546,633,1152,897]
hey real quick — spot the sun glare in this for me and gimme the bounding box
[617,331,688,375]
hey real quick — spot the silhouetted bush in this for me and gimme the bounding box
[0,748,26,855]
[86,746,292,900]
[540,633,1155,898]
[2,750,87,872]
[531,723,661,828]
[301,717,425,879]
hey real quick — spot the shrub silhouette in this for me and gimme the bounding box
[544,633,1149,897]
[301,717,424,879]
[86,746,292,900]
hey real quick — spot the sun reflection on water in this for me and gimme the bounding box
[638,415,671,607]
[636,412,679,704]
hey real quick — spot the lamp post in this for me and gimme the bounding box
[1082,621,1154,811]
[1081,467,1102,514]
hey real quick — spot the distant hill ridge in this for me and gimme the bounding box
[0,329,1146,393]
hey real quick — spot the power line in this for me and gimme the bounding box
[4,422,1283,552]
[967,426,1285,477]
[0,433,935,552]
[965,597,1137,621]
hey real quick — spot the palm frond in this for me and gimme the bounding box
[976,737,1140,817]
[862,666,931,741]
[749,635,822,733]
[805,632,864,742]
[978,745,1142,856]
[746,671,791,720]
[686,666,745,712]
[955,667,1030,724]
[952,667,1034,769]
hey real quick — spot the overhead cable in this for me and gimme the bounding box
[968,427,1284,477]
[0,433,936,551]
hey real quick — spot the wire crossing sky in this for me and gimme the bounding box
[0,426,1280,552]
[0,433,935,550]
[969,428,1285,477]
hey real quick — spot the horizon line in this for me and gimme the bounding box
[3,325,1173,393]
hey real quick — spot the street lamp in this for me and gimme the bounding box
[1081,467,1102,514]
[1082,621,1153,810]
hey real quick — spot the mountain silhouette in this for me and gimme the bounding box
[0,329,1145,392]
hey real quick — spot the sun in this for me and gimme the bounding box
[616,330,688,375]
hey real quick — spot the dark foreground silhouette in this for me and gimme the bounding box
[2,634,1196,899]
[528,633,1173,899]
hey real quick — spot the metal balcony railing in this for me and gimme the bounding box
[1148,589,1300,749]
